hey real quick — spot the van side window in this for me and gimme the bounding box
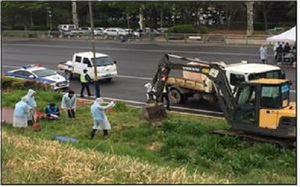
[75,56,81,62]
[230,74,245,86]
[83,58,92,67]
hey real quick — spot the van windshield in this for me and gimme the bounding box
[92,56,114,66]
[248,70,281,80]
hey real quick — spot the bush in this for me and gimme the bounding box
[2,77,51,91]
[196,135,226,160]
[166,24,198,33]
[113,101,128,112]
[227,151,267,175]
[197,25,212,34]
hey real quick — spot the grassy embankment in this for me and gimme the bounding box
[2,88,296,184]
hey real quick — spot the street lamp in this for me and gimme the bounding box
[88,1,100,98]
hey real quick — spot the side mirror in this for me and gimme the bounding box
[29,75,35,79]
[280,71,286,79]
[114,60,117,64]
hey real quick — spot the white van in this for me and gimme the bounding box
[58,52,118,82]
[58,24,76,32]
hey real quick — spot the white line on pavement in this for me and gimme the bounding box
[117,75,152,80]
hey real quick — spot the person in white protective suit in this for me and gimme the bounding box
[259,44,268,64]
[144,82,156,101]
[90,98,115,139]
[24,89,37,126]
[13,97,32,128]
[61,90,77,118]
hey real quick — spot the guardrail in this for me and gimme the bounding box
[2,30,269,45]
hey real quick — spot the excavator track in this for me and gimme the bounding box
[211,130,296,149]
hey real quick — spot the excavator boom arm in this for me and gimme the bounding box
[150,54,236,122]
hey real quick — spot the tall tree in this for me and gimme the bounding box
[215,2,245,29]
[246,1,254,35]
[72,0,79,28]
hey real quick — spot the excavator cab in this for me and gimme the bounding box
[231,79,296,139]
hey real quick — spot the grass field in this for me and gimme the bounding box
[2,89,296,184]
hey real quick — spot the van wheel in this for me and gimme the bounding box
[169,88,187,104]
[106,78,112,82]
[65,71,73,80]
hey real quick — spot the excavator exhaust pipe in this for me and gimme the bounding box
[142,102,167,123]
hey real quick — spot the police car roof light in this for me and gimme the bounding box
[22,64,41,69]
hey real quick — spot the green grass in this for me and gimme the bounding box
[2,89,296,184]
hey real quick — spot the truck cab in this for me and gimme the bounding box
[66,52,118,81]
[225,63,284,92]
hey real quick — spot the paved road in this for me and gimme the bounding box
[2,39,296,112]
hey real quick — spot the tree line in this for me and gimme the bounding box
[2,1,296,32]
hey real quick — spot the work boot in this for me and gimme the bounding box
[90,129,97,140]
[103,130,109,137]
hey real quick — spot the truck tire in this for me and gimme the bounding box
[65,71,73,80]
[169,88,187,104]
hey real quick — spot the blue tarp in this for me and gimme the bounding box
[53,135,79,143]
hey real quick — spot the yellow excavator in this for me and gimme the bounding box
[142,54,296,147]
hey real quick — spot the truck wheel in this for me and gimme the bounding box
[65,71,73,80]
[169,88,187,104]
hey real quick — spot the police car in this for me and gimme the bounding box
[5,64,69,90]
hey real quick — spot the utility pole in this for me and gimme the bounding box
[89,1,100,98]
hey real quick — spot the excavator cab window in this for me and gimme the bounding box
[260,85,281,109]
[235,85,257,124]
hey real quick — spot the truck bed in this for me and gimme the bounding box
[167,76,214,93]
[57,61,73,71]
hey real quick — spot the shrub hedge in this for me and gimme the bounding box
[2,76,51,91]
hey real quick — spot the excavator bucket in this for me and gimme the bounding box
[142,102,167,123]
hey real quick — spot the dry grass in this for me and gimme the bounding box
[2,131,230,184]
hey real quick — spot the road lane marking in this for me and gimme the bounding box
[2,65,20,68]
[117,75,152,80]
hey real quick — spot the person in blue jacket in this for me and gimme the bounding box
[90,98,115,139]
[13,97,32,128]
[45,103,60,119]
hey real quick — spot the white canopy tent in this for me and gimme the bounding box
[266,26,296,44]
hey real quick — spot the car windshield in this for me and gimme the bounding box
[92,56,114,66]
[32,69,56,77]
